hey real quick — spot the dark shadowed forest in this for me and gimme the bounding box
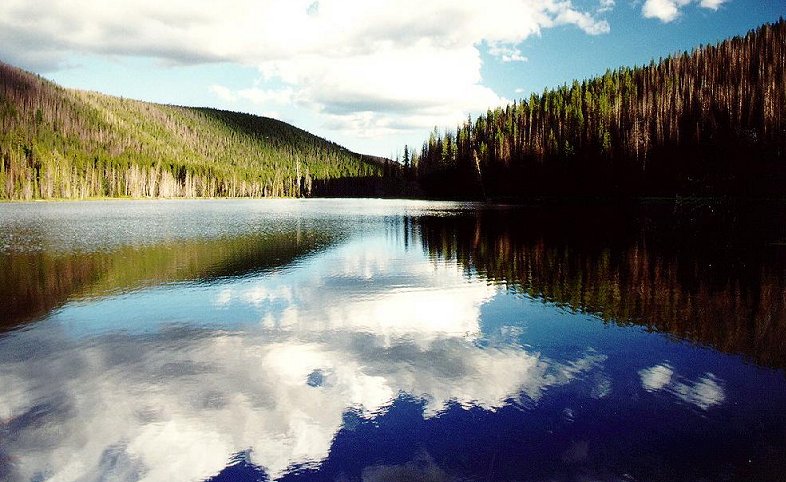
[410,20,786,199]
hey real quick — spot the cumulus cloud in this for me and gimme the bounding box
[642,0,728,23]
[642,0,692,22]
[0,0,612,146]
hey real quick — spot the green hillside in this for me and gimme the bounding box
[0,62,382,199]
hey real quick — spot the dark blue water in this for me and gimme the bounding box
[1,199,784,481]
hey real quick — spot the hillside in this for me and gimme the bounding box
[0,62,383,199]
[411,19,786,199]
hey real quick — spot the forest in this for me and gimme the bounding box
[410,19,786,199]
[3,19,784,201]
[0,62,385,200]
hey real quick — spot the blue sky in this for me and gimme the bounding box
[1,0,783,158]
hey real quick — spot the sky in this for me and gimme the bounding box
[1,1,783,158]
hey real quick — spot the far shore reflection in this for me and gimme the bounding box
[417,202,786,368]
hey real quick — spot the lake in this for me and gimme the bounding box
[1,199,785,481]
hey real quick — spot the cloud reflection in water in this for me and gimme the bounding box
[639,363,726,410]
[0,236,606,481]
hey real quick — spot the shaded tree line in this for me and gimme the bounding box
[412,19,786,199]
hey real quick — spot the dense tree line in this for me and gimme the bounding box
[413,19,786,199]
[0,62,382,200]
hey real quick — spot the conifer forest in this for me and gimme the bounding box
[411,20,786,199]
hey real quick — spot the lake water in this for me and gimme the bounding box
[1,199,785,481]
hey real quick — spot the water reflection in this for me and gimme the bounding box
[639,364,726,410]
[1,200,785,481]
[0,232,337,331]
[417,202,786,368]
[0,231,605,481]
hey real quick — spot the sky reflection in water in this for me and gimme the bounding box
[0,199,784,481]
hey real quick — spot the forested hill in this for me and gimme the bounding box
[412,19,786,199]
[0,62,383,200]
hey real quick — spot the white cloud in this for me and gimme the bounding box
[553,7,610,35]
[642,0,728,23]
[699,0,727,10]
[642,0,692,22]
[0,0,612,151]
[488,43,529,63]
[598,0,616,14]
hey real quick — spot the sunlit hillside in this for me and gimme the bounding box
[0,62,383,199]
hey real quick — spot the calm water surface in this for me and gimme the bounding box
[1,199,785,481]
